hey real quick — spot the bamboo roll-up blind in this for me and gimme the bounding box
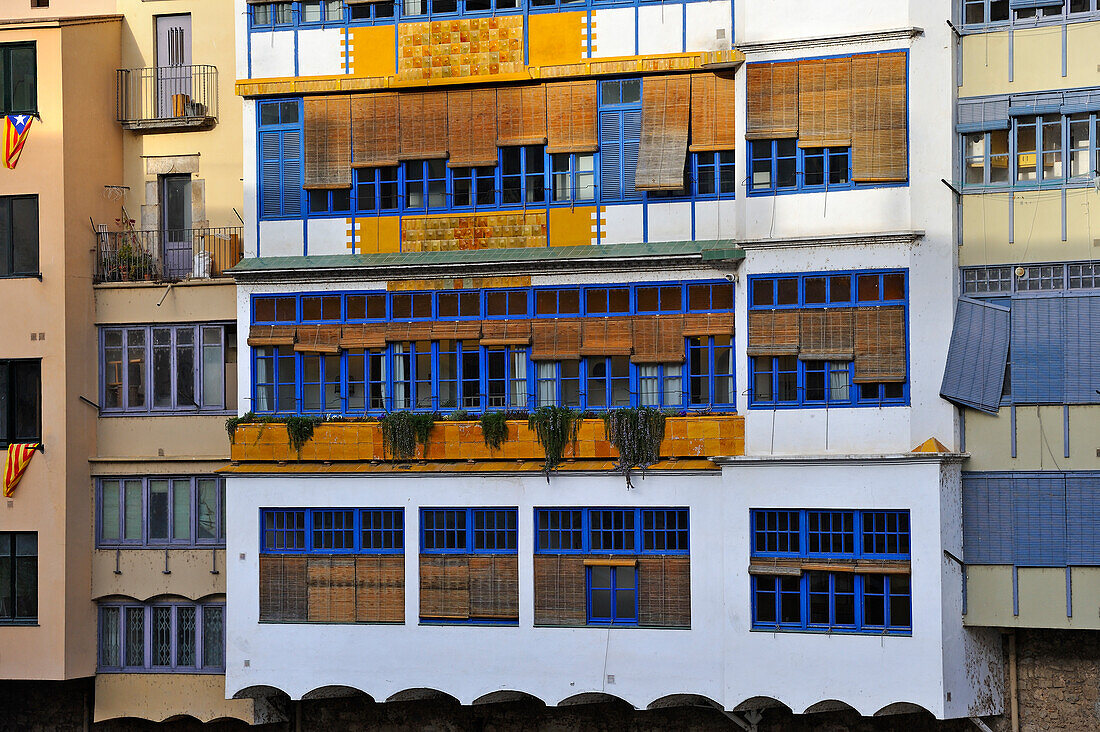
[533,554,587,626]
[398,91,449,160]
[294,325,342,354]
[480,319,531,346]
[797,58,853,148]
[355,555,405,624]
[419,554,470,619]
[468,555,519,619]
[853,306,907,383]
[351,93,400,167]
[690,72,737,151]
[385,322,434,342]
[339,324,387,350]
[546,81,599,153]
[429,321,484,341]
[746,62,799,140]
[636,75,691,191]
[497,85,548,146]
[247,325,296,347]
[851,52,908,182]
[682,312,735,337]
[578,318,634,356]
[637,556,691,628]
[307,556,357,622]
[746,310,800,355]
[798,308,855,360]
[630,316,685,364]
[530,320,582,360]
[447,88,499,167]
[259,555,307,622]
[304,96,352,189]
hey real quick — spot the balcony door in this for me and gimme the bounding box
[161,175,191,279]
[155,14,191,119]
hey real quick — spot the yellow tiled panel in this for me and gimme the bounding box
[401,211,547,251]
[397,17,524,81]
[548,205,597,247]
[357,216,401,254]
[528,11,585,69]
[348,26,397,79]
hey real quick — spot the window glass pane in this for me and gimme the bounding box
[9,46,36,114]
[101,481,120,541]
[805,277,826,304]
[124,480,143,541]
[776,278,798,305]
[173,329,193,408]
[11,196,37,274]
[125,607,145,667]
[202,326,224,408]
[148,480,169,540]
[127,330,146,408]
[856,274,880,302]
[177,606,196,667]
[172,480,191,541]
[11,361,39,440]
[152,329,172,408]
[152,606,172,666]
[100,606,120,667]
[203,606,224,668]
[196,479,218,541]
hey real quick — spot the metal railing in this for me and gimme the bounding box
[116,65,219,126]
[95,227,243,283]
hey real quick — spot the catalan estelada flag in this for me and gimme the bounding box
[4,115,33,170]
[4,443,39,498]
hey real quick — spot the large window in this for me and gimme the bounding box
[0,360,40,448]
[98,602,225,672]
[0,195,37,277]
[0,532,36,624]
[261,508,404,553]
[97,477,226,548]
[749,139,852,194]
[750,509,911,634]
[421,508,516,553]
[258,101,303,219]
[0,43,36,116]
[963,0,1100,28]
[101,324,236,414]
[962,110,1100,190]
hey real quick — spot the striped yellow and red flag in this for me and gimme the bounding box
[4,443,39,498]
[3,115,33,170]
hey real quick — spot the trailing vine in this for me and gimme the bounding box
[528,406,581,479]
[479,411,509,451]
[225,412,254,443]
[603,407,666,482]
[381,411,437,461]
[285,416,321,455]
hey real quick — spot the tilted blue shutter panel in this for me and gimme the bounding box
[1066,474,1100,565]
[941,297,1010,414]
[963,474,1016,564]
[1063,295,1100,404]
[260,131,282,219]
[1010,296,1066,404]
[1013,475,1066,566]
[599,111,622,202]
[622,109,643,201]
[956,97,1010,133]
[282,128,303,217]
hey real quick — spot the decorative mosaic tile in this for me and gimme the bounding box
[401,212,548,252]
[397,17,525,80]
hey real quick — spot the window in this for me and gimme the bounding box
[349,0,395,20]
[98,477,226,548]
[0,532,36,623]
[0,43,36,116]
[598,81,643,202]
[694,151,736,197]
[963,0,1009,25]
[588,564,637,624]
[98,603,225,672]
[688,336,734,408]
[551,153,595,202]
[535,508,688,555]
[421,508,516,553]
[637,363,683,408]
[750,509,911,634]
[101,324,235,413]
[300,0,345,23]
[749,139,852,194]
[0,360,40,448]
[355,166,400,212]
[251,2,293,26]
[404,159,448,210]
[258,101,302,219]
[0,195,37,277]
[584,356,629,408]
[261,508,403,553]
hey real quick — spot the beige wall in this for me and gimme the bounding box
[963,405,1100,472]
[95,419,232,461]
[0,3,116,21]
[95,279,236,325]
[94,673,255,724]
[92,549,225,602]
[961,21,1100,97]
[965,566,1100,630]
[960,190,1100,267]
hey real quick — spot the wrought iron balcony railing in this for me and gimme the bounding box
[116,65,218,132]
[95,227,243,284]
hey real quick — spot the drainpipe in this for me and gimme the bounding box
[1008,630,1020,732]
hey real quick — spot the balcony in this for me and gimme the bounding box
[116,65,218,133]
[94,227,243,284]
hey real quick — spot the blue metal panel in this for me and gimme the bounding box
[941,297,1010,413]
[1060,90,1100,114]
[1063,295,1100,404]
[1008,91,1064,116]
[283,129,303,217]
[1066,475,1100,565]
[956,97,1011,133]
[963,475,1015,564]
[1010,296,1066,404]
[260,132,282,218]
[1013,475,1067,566]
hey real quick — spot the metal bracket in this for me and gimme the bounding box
[721,710,763,732]
[210,547,220,575]
[970,717,995,732]
[162,547,172,575]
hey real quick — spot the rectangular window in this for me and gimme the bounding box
[0,359,40,447]
[688,336,734,408]
[98,477,226,548]
[261,508,403,553]
[421,508,517,553]
[98,603,226,672]
[749,139,854,194]
[258,101,302,219]
[0,43,36,115]
[0,532,36,623]
[535,508,687,555]
[0,195,38,277]
[587,564,637,624]
[251,2,293,26]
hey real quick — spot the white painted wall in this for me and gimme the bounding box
[684,0,732,52]
[306,217,351,256]
[257,220,304,258]
[646,201,692,242]
[249,29,295,79]
[637,5,684,56]
[297,28,345,78]
[737,0,911,44]
[601,204,644,244]
[591,8,635,58]
[694,200,737,241]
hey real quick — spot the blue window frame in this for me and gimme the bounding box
[587,564,637,624]
[97,477,226,548]
[535,508,689,555]
[536,508,583,551]
[551,152,596,202]
[636,363,683,409]
[688,335,734,407]
[421,508,517,553]
[258,100,303,219]
[312,509,356,551]
[98,602,225,673]
[598,79,642,202]
[261,508,405,553]
[963,0,1100,28]
[299,0,346,23]
[749,139,853,195]
[250,2,294,27]
[752,510,800,555]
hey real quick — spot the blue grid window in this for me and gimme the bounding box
[590,509,636,552]
[263,510,307,551]
[807,571,857,629]
[360,509,404,552]
[421,509,467,551]
[752,574,802,627]
[421,508,517,553]
[251,2,293,27]
[862,511,910,558]
[473,509,518,551]
[587,565,637,624]
[355,167,400,213]
[807,511,855,554]
[536,508,688,555]
[536,288,583,316]
[862,574,911,629]
[688,335,734,408]
[642,509,689,552]
[749,139,853,194]
[536,509,583,551]
[753,510,800,555]
[311,509,355,551]
[258,101,302,219]
[261,508,404,553]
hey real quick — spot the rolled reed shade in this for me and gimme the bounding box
[533,554,587,626]
[259,555,307,622]
[798,57,852,148]
[637,555,691,628]
[631,316,686,364]
[682,312,735,337]
[339,324,387,350]
[546,80,599,153]
[468,555,519,619]
[530,320,582,360]
[636,75,691,191]
[355,555,405,623]
[690,72,737,151]
[853,306,907,383]
[430,321,484,340]
[419,554,470,619]
[399,91,449,161]
[448,88,499,168]
[307,556,357,622]
[579,318,634,356]
[798,308,855,360]
[303,96,352,189]
[294,325,342,354]
[385,322,434,342]
[247,325,295,347]
[746,310,800,355]
[497,85,548,146]
[745,62,799,140]
[351,93,399,168]
[480,319,532,346]
[851,52,908,182]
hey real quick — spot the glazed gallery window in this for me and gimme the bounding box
[0,359,40,448]
[98,603,225,672]
[97,477,226,547]
[0,195,38,277]
[0,532,36,623]
[0,43,36,115]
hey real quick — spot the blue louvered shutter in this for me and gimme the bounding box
[1066,475,1100,565]
[1010,296,1066,404]
[282,128,303,217]
[963,474,1016,564]
[599,111,622,202]
[260,131,283,218]
[1060,90,1100,115]
[956,97,1010,133]
[1009,0,1063,7]
[1013,475,1066,566]
[1008,91,1064,116]
[621,109,642,200]
[1063,295,1100,404]
[941,297,1010,414]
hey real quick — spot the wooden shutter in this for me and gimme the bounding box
[682,313,735,337]
[497,85,548,146]
[533,554,586,626]
[303,96,352,189]
[637,556,691,628]
[851,52,908,182]
[746,310,800,355]
[419,554,470,619]
[294,325,341,354]
[447,88,499,168]
[546,81,599,154]
[530,320,582,360]
[690,72,736,151]
[351,93,399,168]
[636,75,691,191]
[798,57,852,148]
[480,320,531,346]
[307,556,356,622]
[399,91,449,161]
[579,318,634,356]
[853,306,907,383]
[631,316,685,364]
[355,555,405,623]
[339,324,387,350]
[385,322,434,342]
[468,555,519,619]
[259,555,307,622]
[247,325,295,347]
[429,321,484,341]
[745,62,799,140]
[798,308,855,360]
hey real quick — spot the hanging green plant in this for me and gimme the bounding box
[528,406,581,478]
[225,412,254,443]
[285,416,321,456]
[603,407,666,481]
[381,411,437,461]
[480,411,509,451]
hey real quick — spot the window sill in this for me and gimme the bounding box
[96,667,226,675]
[419,619,519,626]
[98,410,236,418]
[97,544,226,551]
[257,619,403,625]
[747,402,909,410]
[0,273,42,281]
[750,626,911,637]
[0,621,39,627]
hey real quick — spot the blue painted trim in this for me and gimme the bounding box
[1066,565,1073,617]
[1012,564,1019,616]
[962,565,968,616]
[960,409,967,453]
[1008,29,1014,83]
[1062,22,1068,77]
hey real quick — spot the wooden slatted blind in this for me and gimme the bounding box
[497,85,548,146]
[480,320,532,346]
[468,555,519,619]
[637,556,691,628]
[247,325,296,347]
[307,556,357,622]
[798,308,855,360]
[578,318,634,356]
[746,310,800,355]
[630,316,685,364]
[797,58,852,148]
[689,72,737,151]
[385,322,434,342]
[682,313,735,337]
[429,321,483,341]
[398,91,449,161]
[447,88,499,168]
[304,96,352,189]
[419,554,470,619]
[351,93,400,168]
[636,75,691,191]
[339,324,387,350]
[851,52,908,182]
[530,320,582,360]
[294,325,342,354]
[355,555,405,623]
[259,555,307,622]
[853,306,907,383]
[745,62,799,140]
[533,554,587,626]
[546,81,599,153]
